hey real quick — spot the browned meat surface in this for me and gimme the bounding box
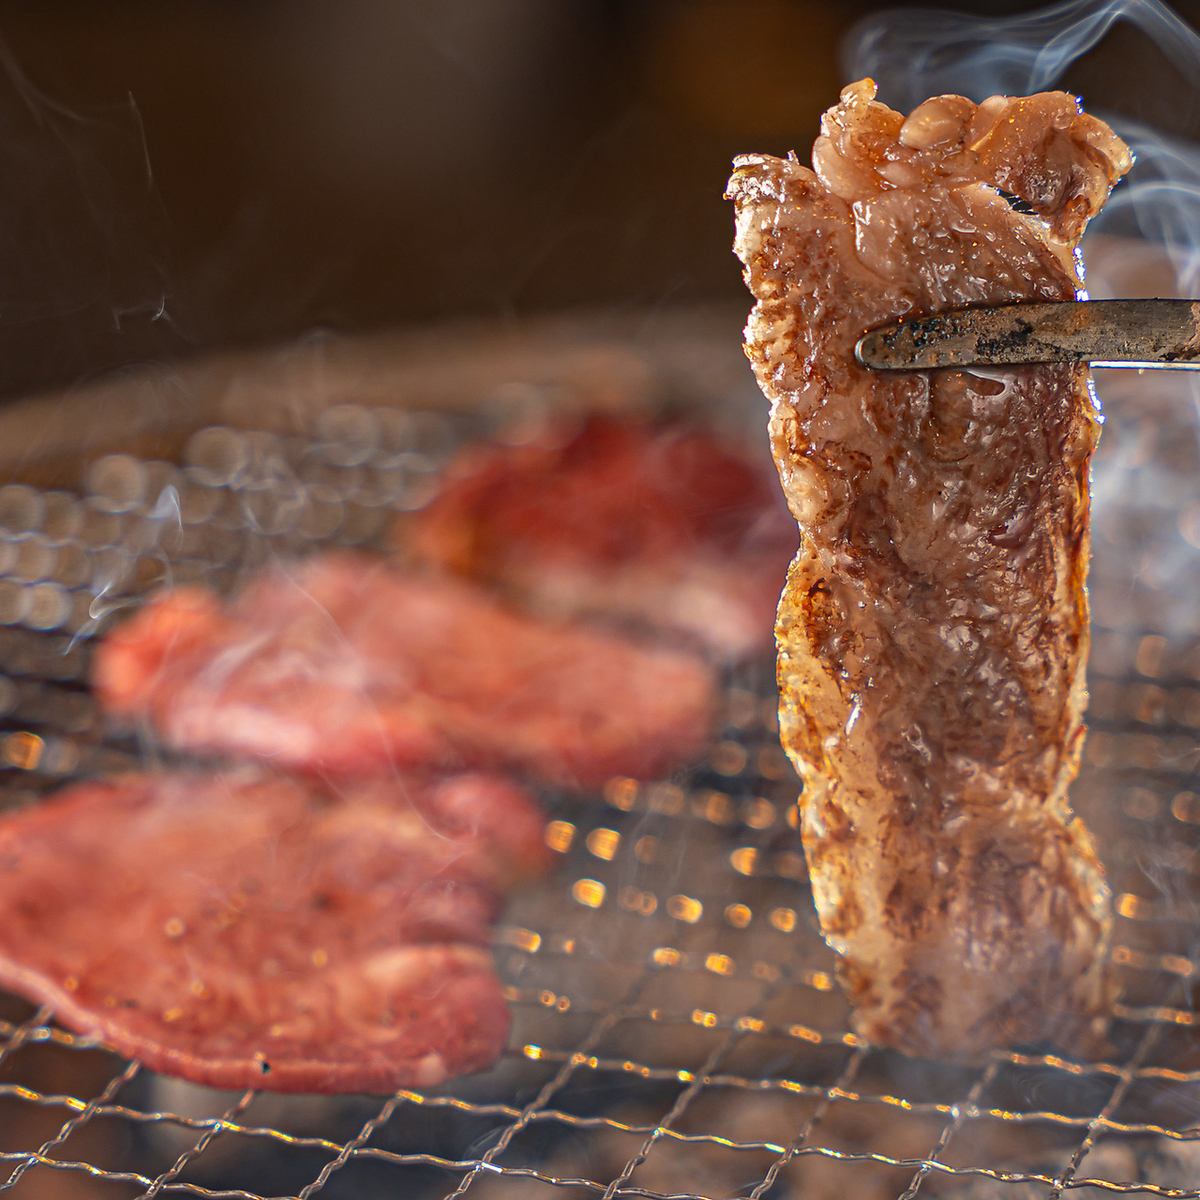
[0,768,550,1093]
[94,550,716,788]
[404,414,796,660]
[727,80,1131,1057]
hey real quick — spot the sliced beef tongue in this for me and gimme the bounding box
[404,414,796,661]
[94,550,716,788]
[0,768,549,1093]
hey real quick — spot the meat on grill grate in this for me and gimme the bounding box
[728,80,1131,1056]
[0,767,549,1093]
[404,414,797,660]
[94,549,717,787]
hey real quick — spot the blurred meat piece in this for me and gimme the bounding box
[727,81,1131,1057]
[403,414,796,660]
[94,550,715,787]
[0,768,549,1093]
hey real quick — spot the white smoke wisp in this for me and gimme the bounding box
[843,0,1200,298]
[844,0,1197,109]
[68,483,183,653]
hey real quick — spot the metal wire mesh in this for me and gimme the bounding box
[0,340,1195,1199]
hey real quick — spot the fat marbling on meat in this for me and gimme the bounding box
[0,768,549,1093]
[727,80,1131,1056]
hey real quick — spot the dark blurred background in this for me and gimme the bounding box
[0,0,1197,401]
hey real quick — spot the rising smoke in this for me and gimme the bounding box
[844,0,1200,295]
[844,0,1197,106]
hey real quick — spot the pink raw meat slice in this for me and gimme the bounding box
[404,414,796,660]
[0,769,549,1093]
[94,551,716,787]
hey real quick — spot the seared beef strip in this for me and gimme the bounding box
[727,80,1131,1056]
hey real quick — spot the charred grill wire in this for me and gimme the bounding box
[0,354,1193,1197]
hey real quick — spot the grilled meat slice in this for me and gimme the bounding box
[727,80,1131,1056]
[404,414,796,660]
[94,550,716,788]
[0,768,549,1093]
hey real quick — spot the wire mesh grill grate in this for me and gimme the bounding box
[0,349,1195,1198]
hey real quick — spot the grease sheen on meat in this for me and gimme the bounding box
[0,769,549,1093]
[95,551,715,788]
[727,80,1131,1057]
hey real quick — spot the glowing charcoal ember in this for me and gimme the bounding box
[0,768,549,1093]
[403,414,797,661]
[94,550,716,788]
[727,81,1131,1057]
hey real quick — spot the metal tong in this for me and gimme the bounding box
[856,299,1200,371]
